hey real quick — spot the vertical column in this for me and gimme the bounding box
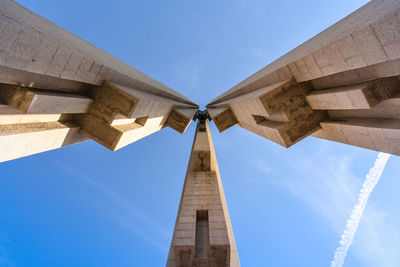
[166,120,240,267]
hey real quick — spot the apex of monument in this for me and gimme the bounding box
[193,110,212,132]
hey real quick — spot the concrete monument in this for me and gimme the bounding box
[0,0,399,266]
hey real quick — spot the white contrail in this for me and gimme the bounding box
[331,152,391,267]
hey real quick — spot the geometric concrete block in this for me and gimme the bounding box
[0,84,93,114]
[76,113,143,150]
[27,91,93,114]
[208,80,326,147]
[306,77,400,110]
[165,108,197,134]
[75,82,198,151]
[253,110,326,147]
[208,107,238,133]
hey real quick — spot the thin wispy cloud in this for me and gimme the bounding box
[247,140,400,266]
[49,158,169,252]
[175,45,215,91]
[113,212,169,253]
[250,48,268,59]
[354,206,400,267]
[175,58,206,88]
[331,152,391,267]
[255,144,360,230]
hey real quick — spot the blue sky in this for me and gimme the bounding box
[1,0,400,266]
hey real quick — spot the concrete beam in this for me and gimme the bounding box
[328,93,400,118]
[0,121,87,162]
[0,84,93,114]
[312,118,400,155]
[306,77,400,110]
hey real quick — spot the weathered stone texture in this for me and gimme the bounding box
[209,79,326,147]
[165,108,197,134]
[0,0,197,105]
[167,122,240,267]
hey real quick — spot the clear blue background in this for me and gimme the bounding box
[1,1,400,266]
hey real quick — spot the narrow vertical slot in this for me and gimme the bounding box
[195,210,209,258]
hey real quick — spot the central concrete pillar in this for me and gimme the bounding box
[166,121,240,267]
